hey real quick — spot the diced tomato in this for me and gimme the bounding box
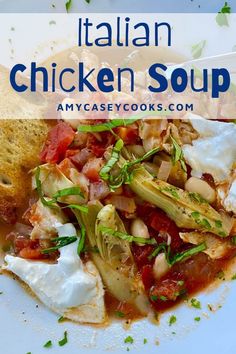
[65,149,81,158]
[40,122,75,163]
[132,244,154,269]
[202,173,215,188]
[86,132,115,158]
[19,247,43,260]
[141,265,155,290]
[13,235,45,260]
[82,158,103,182]
[149,209,183,251]
[150,210,171,233]
[150,279,185,302]
[115,126,140,145]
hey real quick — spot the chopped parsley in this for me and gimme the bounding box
[231,236,236,245]
[168,315,177,326]
[190,298,201,309]
[189,192,208,204]
[150,295,158,301]
[162,186,180,199]
[208,304,213,312]
[194,317,201,322]
[43,340,52,348]
[170,136,187,172]
[231,274,236,280]
[65,0,72,12]
[124,336,134,344]
[216,270,225,280]
[215,220,223,228]
[58,331,68,346]
[115,311,125,318]
[58,316,65,323]
[143,338,148,344]
[191,40,206,59]
[216,2,231,27]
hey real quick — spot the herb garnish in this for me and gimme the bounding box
[41,236,78,254]
[99,139,124,181]
[231,236,236,245]
[35,167,85,209]
[194,317,201,322]
[216,2,231,27]
[44,340,52,348]
[115,311,125,318]
[170,136,187,172]
[99,226,157,245]
[78,111,166,133]
[106,147,159,190]
[143,338,148,344]
[124,336,134,344]
[58,331,68,346]
[58,316,65,323]
[148,242,206,266]
[231,274,236,280]
[65,0,72,12]
[191,40,206,59]
[190,298,201,309]
[168,315,177,326]
[77,224,86,256]
[189,192,208,204]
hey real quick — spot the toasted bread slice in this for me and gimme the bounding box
[0,66,50,223]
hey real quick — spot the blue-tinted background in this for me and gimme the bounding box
[0,0,235,13]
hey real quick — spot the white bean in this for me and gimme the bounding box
[153,253,170,280]
[185,176,216,203]
[131,218,150,246]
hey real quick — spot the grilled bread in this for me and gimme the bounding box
[0,65,50,223]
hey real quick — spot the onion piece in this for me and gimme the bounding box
[109,195,136,213]
[157,160,172,181]
[90,181,110,201]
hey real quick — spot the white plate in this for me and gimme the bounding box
[0,3,236,354]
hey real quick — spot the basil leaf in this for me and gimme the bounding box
[108,147,159,190]
[65,204,88,213]
[99,139,124,180]
[99,226,157,245]
[78,111,168,133]
[35,168,85,211]
[148,243,170,261]
[41,236,77,254]
[170,136,187,172]
[148,242,206,266]
[53,186,84,199]
[65,0,72,12]
[170,243,206,265]
[216,2,231,27]
[77,224,86,256]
